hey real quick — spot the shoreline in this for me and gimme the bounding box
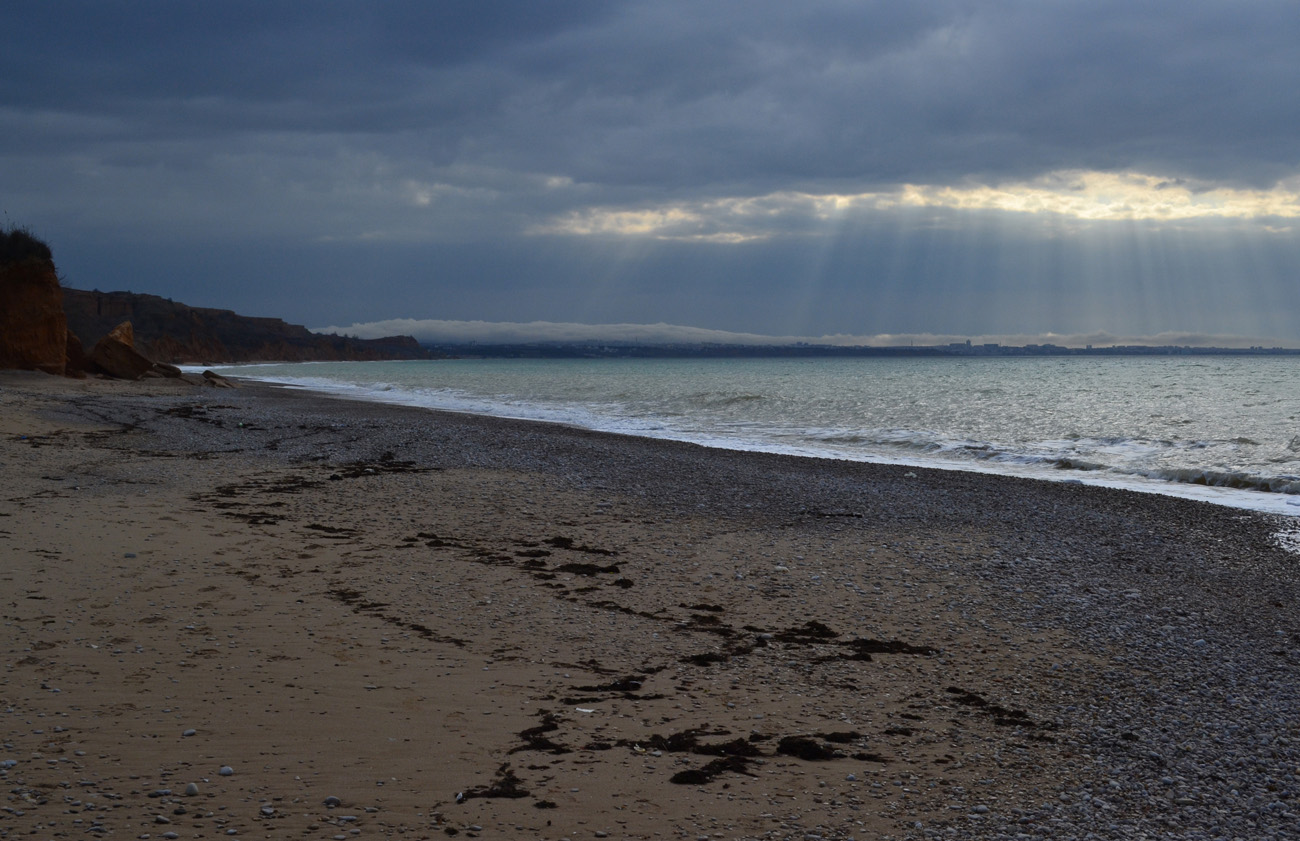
[3,371,1299,839]
[199,363,1300,518]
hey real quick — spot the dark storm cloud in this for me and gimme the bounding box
[9,1,1299,189]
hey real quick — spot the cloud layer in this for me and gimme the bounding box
[4,1,1300,340]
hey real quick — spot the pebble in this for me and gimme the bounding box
[324,795,342,807]
[185,783,199,796]
[218,766,234,776]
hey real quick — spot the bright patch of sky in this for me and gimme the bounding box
[535,171,1300,242]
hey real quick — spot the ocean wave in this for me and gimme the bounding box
[1144,468,1300,495]
[682,391,767,408]
[798,429,1300,495]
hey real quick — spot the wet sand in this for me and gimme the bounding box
[3,370,1299,840]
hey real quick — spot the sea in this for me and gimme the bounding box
[199,356,1300,517]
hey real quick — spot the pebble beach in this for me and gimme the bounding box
[2,370,1299,840]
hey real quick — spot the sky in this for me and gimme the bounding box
[4,0,1300,347]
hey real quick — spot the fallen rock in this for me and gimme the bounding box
[155,360,183,378]
[89,321,156,379]
[89,321,181,379]
[202,369,235,388]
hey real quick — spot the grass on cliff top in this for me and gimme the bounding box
[0,226,54,265]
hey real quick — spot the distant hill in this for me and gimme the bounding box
[62,288,436,364]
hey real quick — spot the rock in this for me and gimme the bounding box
[89,322,157,379]
[154,360,183,378]
[87,321,184,379]
[218,765,234,776]
[323,795,342,808]
[203,369,235,388]
[185,783,199,796]
[0,242,67,375]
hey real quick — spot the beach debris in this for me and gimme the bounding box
[670,755,756,785]
[457,764,529,801]
[945,686,1038,728]
[545,535,617,556]
[511,712,570,754]
[776,735,842,761]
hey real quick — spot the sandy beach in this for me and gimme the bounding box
[3,370,1299,840]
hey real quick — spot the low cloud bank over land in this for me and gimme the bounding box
[316,319,1286,350]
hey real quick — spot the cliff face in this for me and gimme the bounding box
[62,288,433,363]
[0,258,68,375]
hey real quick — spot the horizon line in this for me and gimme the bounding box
[312,318,1298,352]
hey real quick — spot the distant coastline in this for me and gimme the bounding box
[422,340,1300,359]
